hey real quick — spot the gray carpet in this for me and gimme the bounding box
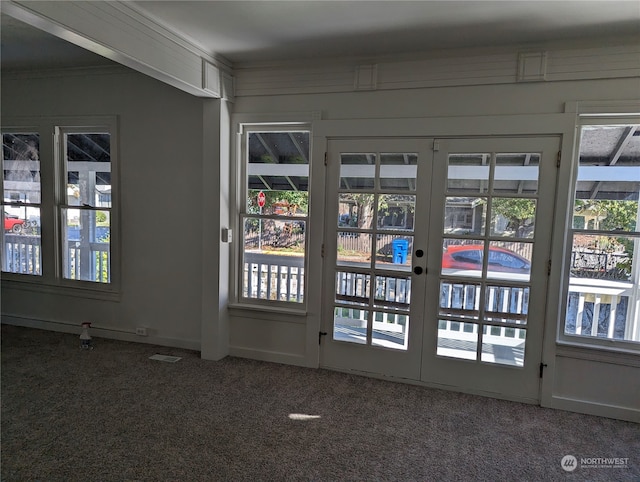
[2,324,638,481]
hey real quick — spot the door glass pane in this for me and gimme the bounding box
[486,241,532,281]
[444,197,486,235]
[493,153,540,194]
[377,194,415,230]
[337,232,371,267]
[439,281,481,320]
[481,325,526,367]
[490,198,536,238]
[333,307,368,344]
[338,193,374,229]
[335,271,370,306]
[372,312,408,350]
[485,285,529,324]
[380,153,417,191]
[447,154,490,193]
[441,239,485,278]
[375,234,412,270]
[437,320,478,360]
[374,274,411,309]
[340,153,375,190]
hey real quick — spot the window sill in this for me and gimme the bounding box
[556,338,640,367]
[228,302,307,323]
[1,277,121,302]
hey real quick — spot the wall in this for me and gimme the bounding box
[229,62,640,421]
[1,66,211,350]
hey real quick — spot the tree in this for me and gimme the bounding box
[491,198,536,236]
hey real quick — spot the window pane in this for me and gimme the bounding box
[439,281,481,320]
[335,271,370,306]
[493,153,539,194]
[2,208,42,275]
[338,193,374,229]
[247,132,309,214]
[2,133,42,276]
[486,241,532,282]
[333,307,367,344]
[242,216,305,302]
[570,234,635,282]
[437,320,478,360]
[62,208,110,283]
[444,196,486,235]
[65,133,111,207]
[441,239,485,278]
[372,311,409,350]
[340,153,375,190]
[375,234,413,271]
[484,285,529,325]
[490,198,536,238]
[565,124,640,344]
[379,153,417,191]
[447,154,490,193]
[247,189,308,217]
[373,274,411,309]
[481,325,526,367]
[377,194,415,231]
[3,133,41,204]
[337,232,371,268]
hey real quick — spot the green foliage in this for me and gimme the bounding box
[96,211,107,224]
[491,198,536,234]
[247,189,309,214]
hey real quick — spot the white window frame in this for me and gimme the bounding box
[558,113,640,353]
[234,122,312,311]
[1,116,120,298]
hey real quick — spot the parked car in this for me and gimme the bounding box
[4,212,25,233]
[442,245,531,273]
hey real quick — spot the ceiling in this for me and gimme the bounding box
[2,1,639,70]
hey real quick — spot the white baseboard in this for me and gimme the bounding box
[229,345,314,368]
[1,314,201,352]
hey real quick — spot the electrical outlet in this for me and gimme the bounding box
[135,327,148,336]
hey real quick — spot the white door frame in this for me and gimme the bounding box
[311,113,576,404]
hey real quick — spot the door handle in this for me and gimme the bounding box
[413,266,424,275]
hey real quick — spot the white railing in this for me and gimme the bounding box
[565,279,635,340]
[243,252,304,302]
[3,234,109,282]
[2,234,41,275]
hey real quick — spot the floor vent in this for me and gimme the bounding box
[149,354,182,363]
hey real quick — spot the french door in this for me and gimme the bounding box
[321,136,559,402]
[321,138,433,379]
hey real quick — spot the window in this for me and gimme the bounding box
[1,118,118,291]
[562,122,640,347]
[2,131,42,275]
[239,126,310,305]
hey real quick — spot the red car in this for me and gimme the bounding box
[4,213,25,233]
[442,245,531,273]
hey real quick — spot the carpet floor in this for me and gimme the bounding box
[1,324,638,481]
